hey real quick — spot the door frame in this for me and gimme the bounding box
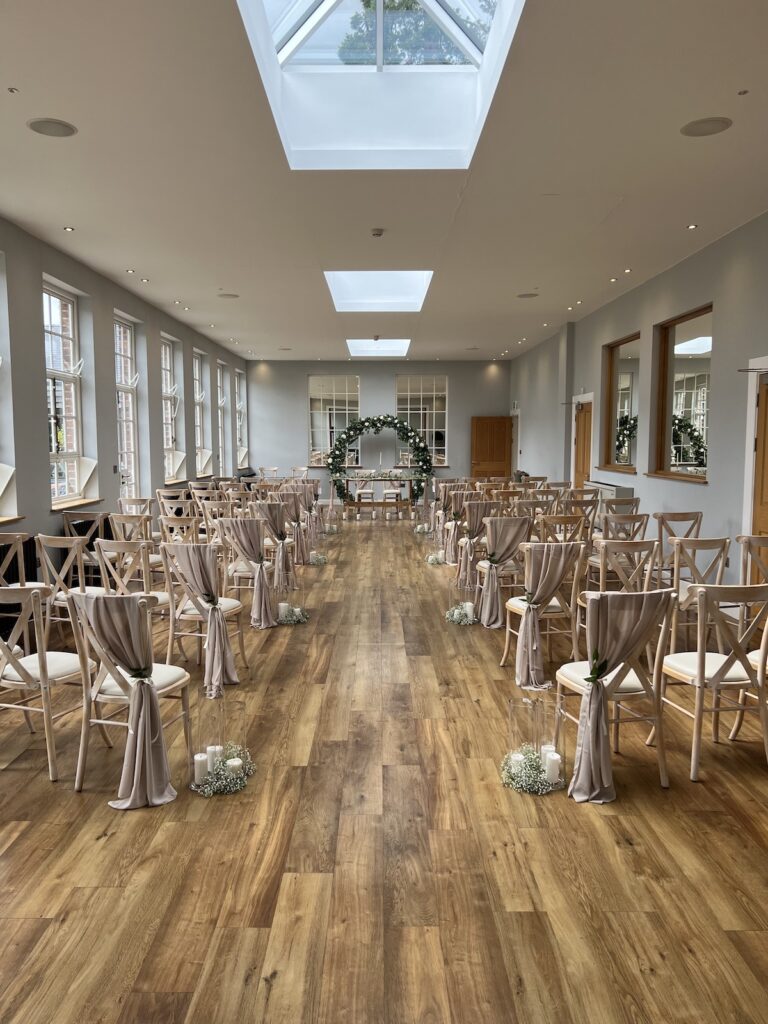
[510,410,520,474]
[741,356,768,534]
[570,392,594,486]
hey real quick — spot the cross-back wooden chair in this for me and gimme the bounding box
[118,496,156,517]
[603,496,640,516]
[159,497,197,518]
[589,538,660,593]
[669,536,729,651]
[557,589,676,788]
[524,476,548,488]
[61,511,109,585]
[94,538,170,631]
[0,585,93,781]
[652,510,703,582]
[661,583,768,781]
[0,533,35,645]
[66,593,192,792]
[109,512,153,543]
[600,512,649,541]
[156,487,189,504]
[536,514,585,543]
[36,535,107,643]
[560,496,599,539]
[546,481,571,491]
[513,496,556,520]
[159,515,202,544]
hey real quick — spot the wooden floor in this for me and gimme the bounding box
[2,522,768,1023]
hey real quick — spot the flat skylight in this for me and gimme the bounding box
[235,0,527,169]
[674,336,712,356]
[347,338,411,357]
[325,270,433,312]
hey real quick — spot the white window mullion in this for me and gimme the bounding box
[417,0,482,66]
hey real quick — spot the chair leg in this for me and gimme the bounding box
[166,617,176,665]
[40,684,58,783]
[690,685,705,782]
[22,708,36,734]
[181,685,193,775]
[75,702,92,792]
[757,684,768,769]
[712,690,721,742]
[237,618,247,670]
[728,689,747,740]
[97,722,114,748]
[500,609,513,668]
[654,699,669,789]
[612,705,620,754]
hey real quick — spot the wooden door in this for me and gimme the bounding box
[573,401,592,488]
[752,377,768,536]
[471,417,512,477]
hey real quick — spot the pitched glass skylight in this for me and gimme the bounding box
[236,0,526,169]
[674,336,713,356]
[325,270,433,312]
[347,338,411,357]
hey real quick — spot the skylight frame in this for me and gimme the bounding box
[347,338,412,357]
[325,270,434,312]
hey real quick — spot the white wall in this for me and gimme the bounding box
[0,214,246,536]
[247,360,512,481]
[510,209,768,549]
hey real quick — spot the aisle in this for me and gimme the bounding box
[0,522,768,1023]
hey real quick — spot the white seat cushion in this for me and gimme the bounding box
[179,595,242,618]
[53,585,107,606]
[662,651,751,685]
[506,596,563,616]
[99,662,189,699]
[557,660,646,696]
[1,651,94,685]
[477,559,519,576]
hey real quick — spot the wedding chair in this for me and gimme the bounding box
[109,512,154,543]
[475,516,533,628]
[159,515,202,544]
[652,510,703,583]
[0,585,94,781]
[491,489,518,512]
[598,512,649,541]
[557,589,676,793]
[161,542,247,672]
[456,500,496,589]
[189,480,214,492]
[36,535,108,643]
[669,536,729,651]
[255,501,296,590]
[536,514,586,543]
[94,538,170,627]
[218,518,276,628]
[525,476,548,488]
[580,538,661,650]
[513,496,556,520]
[276,490,309,562]
[118,497,156,517]
[546,481,571,492]
[501,540,585,674]
[444,490,477,564]
[660,584,768,781]
[61,511,110,585]
[603,496,641,516]
[156,487,189,504]
[0,533,36,646]
[159,497,197,518]
[66,592,192,796]
[560,495,599,539]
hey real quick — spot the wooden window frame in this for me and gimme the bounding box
[651,303,712,483]
[600,331,640,474]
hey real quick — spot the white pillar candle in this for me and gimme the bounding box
[510,751,525,767]
[545,751,562,784]
[226,757,243,776]
[438,548,445,562]
[194,752,209,783]
[463,601,475,620]
[293,606,302,615]
[310,550,317,560]
[356,513,361,520]
[342,511,347,521]
[540,743,556,763]
[410,510,416,520]
[206,744,224,772]
[379,451,382,466]
[385,511,391,520]
[278,601,290,619]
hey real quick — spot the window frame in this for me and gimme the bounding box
[308,374,361,466]
[193,352,208,476]
[217,361,230,475]
[161,338,178,483]
[44,286,83,505]
[395,374,448,466]
[599,331,640,473]
[652,303,713,484]
[114,317,139,499]
[234,369,248,469]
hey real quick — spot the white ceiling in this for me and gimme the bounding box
[1,0,767,362]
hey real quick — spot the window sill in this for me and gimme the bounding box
[0,515,24,526]
[52,497,106,512]
[596,464,637,475]
[165,479,187,486]
[645,471,708,486]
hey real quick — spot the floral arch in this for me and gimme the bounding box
[326,414,433,500]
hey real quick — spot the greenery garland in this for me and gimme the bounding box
[326,414,433,501]
[671,413,707,468]
[615,414,638,462]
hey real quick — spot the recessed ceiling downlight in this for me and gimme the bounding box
[27,117,78,138]
[680,116,732,137]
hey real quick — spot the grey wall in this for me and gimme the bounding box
[510,209,768,551]
[0,214,246,536]
[248,360,512,481]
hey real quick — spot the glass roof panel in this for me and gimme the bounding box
[288,0,376,65]
[434,0,496,51]
[384,0,471,65]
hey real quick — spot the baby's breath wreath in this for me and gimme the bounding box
[191,742,256,797]
[326,414,433,501]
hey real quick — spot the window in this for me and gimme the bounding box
[396,374,447,465]
[161,339,179,483]
[601,333,640,470]
[235,370,248,469]
[44,287,82,502]
[309,375,360,466]
[193,352,209,476]
[654,306,712,480]
[217,363,230,475]
[114,319,139,498]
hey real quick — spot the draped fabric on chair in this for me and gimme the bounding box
[569,589,672,804]
[256,501,291,592]
[220,518,276,629]
[457,500,494,588]
[280,491,309,566]
[444,490,475,566]
[515,542,581,691]
[167,544,239,699]
[477,517,532,628]
[78,594,176,810]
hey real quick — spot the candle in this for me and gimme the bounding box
[438,548,445,562]
[463,601,475,620]
[385,511,391,521]
[206,744,224,772]
[510,751,524,767]
[379,451,382,466]
[278,601,290,618]
[293,607,302,615]
[540,743,556,763]
[410,510,416,520]
[545,751,562,784]
[194,752,208,783]
[226,757,243,776]
[356,513,361,521]
[310,550,317,560]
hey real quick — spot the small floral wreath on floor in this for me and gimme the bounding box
[278,607,309,625]
[309,552,328,565]
[426,552,445,566]
[500,744,557,795]
[191,742,256,797]
[445,604,476,625]
[326,414,433,501]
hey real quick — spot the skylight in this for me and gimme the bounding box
[674,336,712,356]
[236,0,527,169]
[347,338,411,357]
[325,270,433,312]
